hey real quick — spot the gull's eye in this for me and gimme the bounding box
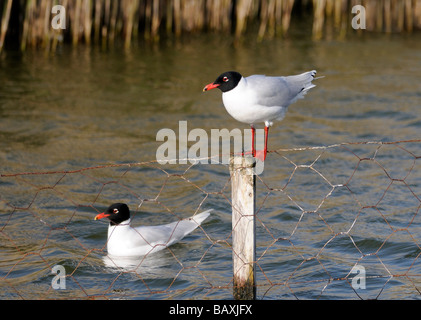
[113,208,119,214]
[223,76,229,82]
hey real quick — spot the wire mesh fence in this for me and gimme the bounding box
[0,139,420,299]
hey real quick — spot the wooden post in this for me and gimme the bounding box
[229,155,256,300]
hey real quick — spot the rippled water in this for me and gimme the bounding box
[0,31,420,299]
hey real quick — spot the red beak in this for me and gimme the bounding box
[94,212,110,220]
[203,82,220,92]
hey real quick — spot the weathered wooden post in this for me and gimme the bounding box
[229,155,256,300]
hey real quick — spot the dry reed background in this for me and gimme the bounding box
[1,0,421,52]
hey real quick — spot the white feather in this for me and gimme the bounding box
[105,209,212,257]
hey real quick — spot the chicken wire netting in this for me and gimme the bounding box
[0,140,420,299]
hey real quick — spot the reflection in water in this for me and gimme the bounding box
[102,251,178,276]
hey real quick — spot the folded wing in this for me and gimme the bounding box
[247,70,317,107]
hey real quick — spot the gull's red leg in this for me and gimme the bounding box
[251,125,256,157]
[264,125,269,160]
[255,125,269,161]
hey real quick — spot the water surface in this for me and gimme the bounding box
[0,31,420,299]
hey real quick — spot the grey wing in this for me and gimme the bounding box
[133,225,176,247]
[247,71,316,107]
[133,210,210,247]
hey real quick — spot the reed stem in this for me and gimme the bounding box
[0,0,13,53]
